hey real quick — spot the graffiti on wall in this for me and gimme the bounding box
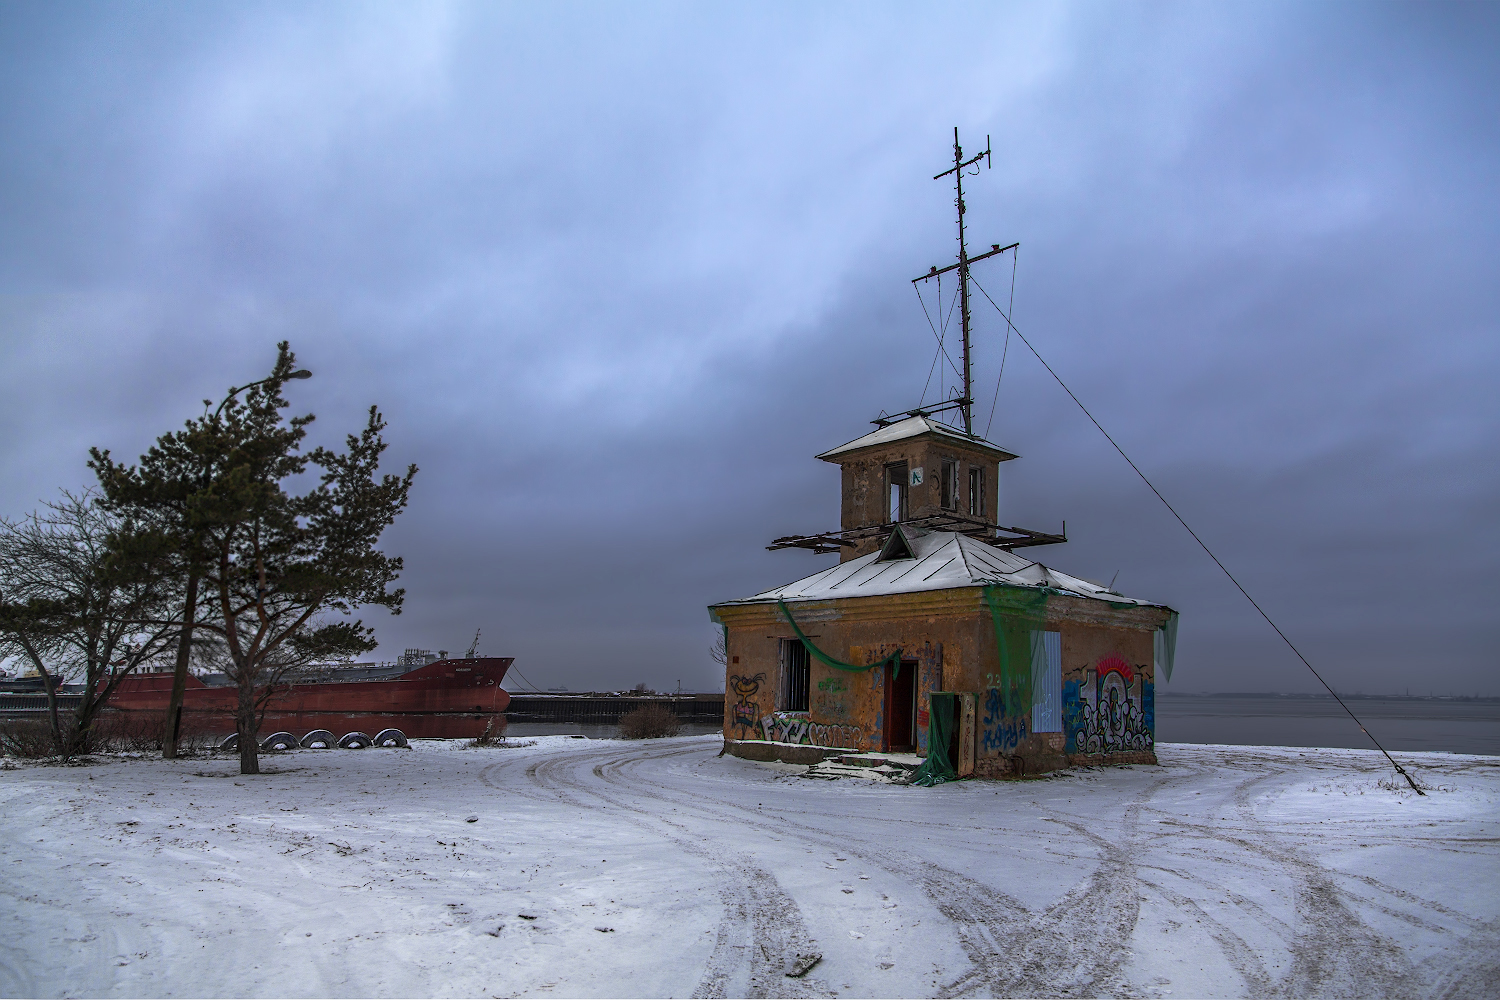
[917,651,942,754]
[981,687,1030,754]
[812,674,854,722]
[1065,655,1153,755]
[760,711,863,749]
[813,691,854,723]
[728,673,766,737]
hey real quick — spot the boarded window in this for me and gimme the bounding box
[886,462,909,523]
[940,459,958,511]
[1030,630,1062,733]
[968,465,987,518]
[779,638,810,713]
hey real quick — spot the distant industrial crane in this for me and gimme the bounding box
[465,628,481,659]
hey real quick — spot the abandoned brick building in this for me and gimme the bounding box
[709,414,1178,778]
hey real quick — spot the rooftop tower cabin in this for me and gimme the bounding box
[823,416,1013,562]
[769,413,1066,561]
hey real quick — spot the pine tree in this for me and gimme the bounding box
[92,343,416,774]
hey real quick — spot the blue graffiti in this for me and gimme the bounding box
[981,688,1028,754]
[1062,678,1084,754]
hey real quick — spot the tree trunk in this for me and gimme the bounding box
[236,670,260,775]
[40,667,64,757]
[70,679,104,758]
[162,573,198,759]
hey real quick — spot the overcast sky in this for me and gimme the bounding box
[2,2,1495,695]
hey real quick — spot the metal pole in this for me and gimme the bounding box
[954,128,974,434]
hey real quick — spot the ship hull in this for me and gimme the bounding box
[104,657,512,739]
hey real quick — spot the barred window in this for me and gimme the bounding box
[779,639,809,712]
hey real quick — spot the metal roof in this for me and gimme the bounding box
[714,527,1163,609]
[814,414,1019,463]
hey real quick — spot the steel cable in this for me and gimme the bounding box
[969,274,1424,795]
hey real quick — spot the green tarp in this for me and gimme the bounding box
[982,584,1049,719]
[911,692,956,786]
[777,599,903,677]
[1154,610,1179,682]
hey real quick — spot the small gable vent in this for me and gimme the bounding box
[876,526,916,562]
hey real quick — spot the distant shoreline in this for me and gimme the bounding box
[1156,691,1499,702]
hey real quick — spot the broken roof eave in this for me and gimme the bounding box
[814,414,1020,464]
[709,529,1173,621]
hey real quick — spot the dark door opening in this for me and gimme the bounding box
[885,659,918,752]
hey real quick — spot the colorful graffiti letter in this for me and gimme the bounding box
[759,711,863,749]
[1070,655,1152,754]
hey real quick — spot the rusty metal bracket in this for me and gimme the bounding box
[766,516,1066,554]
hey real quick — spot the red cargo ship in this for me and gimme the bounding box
[105,656,512,741]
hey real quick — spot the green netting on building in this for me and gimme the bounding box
[982,585,1050,718]
[1154,610,1179,682]
[776,599,903,677]
[911,692,957,786]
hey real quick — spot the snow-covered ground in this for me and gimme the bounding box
[2,737,1496,999]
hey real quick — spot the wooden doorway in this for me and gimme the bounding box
[884,658,918,752]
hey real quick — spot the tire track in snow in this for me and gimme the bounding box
[1131,757,1431,999]
[593,742,1183,998]
[610,744,1377,999]
[1228,769,1422,999]
[491,739,1493,999]
[480,744,830,999]
[1043,755,1287,997]
[1424,914,1500,1000]
[0,932,35,998]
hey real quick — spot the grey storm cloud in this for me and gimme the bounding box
[1,2,1495,695]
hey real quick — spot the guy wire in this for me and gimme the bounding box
[985,248,1019,439]
[914,282,965,387]
[969,274,1425,795]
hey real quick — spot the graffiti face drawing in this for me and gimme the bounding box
[728,672,766,736]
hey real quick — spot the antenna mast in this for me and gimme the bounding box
[912,128,1016,436]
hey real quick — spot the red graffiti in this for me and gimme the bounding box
[1097,655,1133,684]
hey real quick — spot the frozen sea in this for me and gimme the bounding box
[1,736,1496,998]
[1155,693,1500,756]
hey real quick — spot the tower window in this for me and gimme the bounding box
[941,459,958,511]
[968,465,987,518]
[779,638,809,712]
[886,462,908,523]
